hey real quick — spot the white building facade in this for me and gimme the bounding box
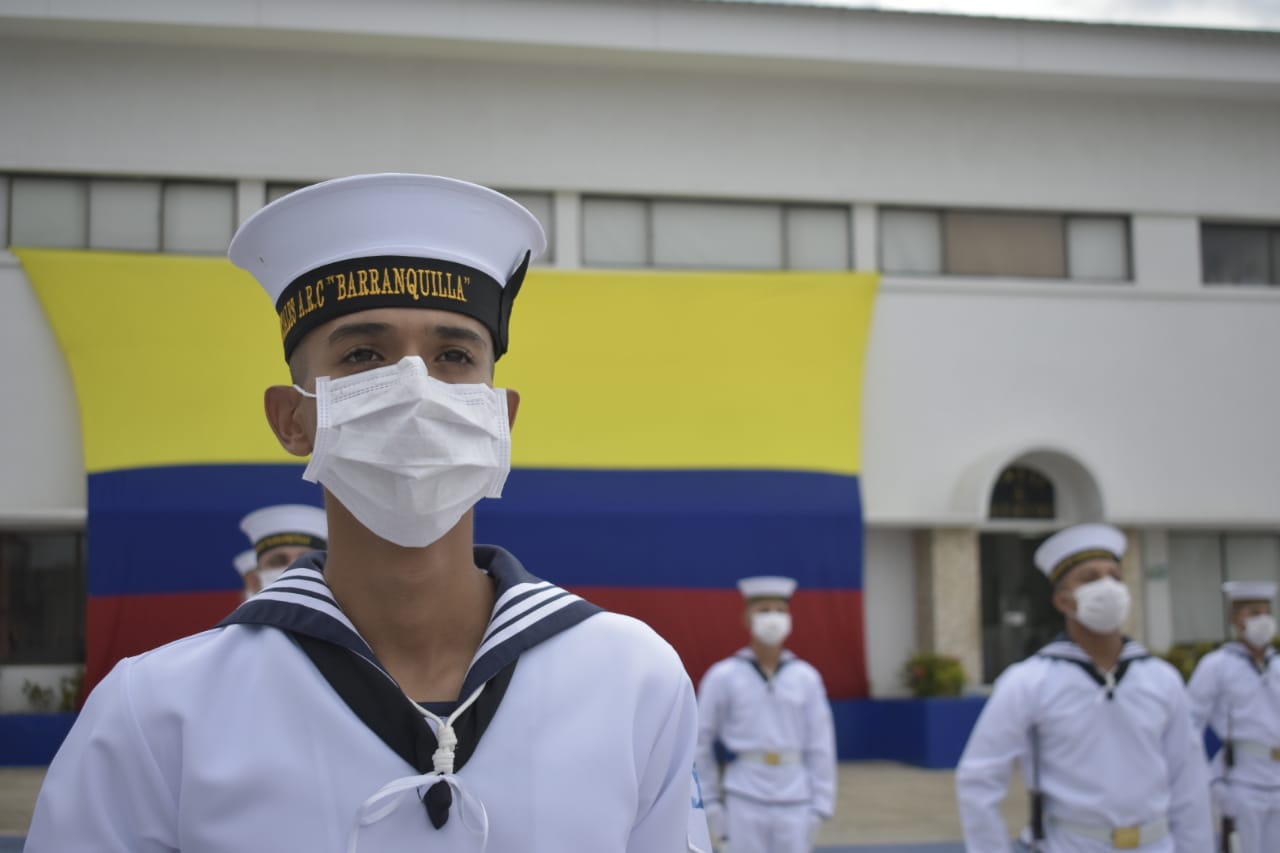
[1,0,1278,708]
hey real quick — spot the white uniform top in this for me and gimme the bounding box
[695,648,837,818]
[27,547,711,853]
[1187,642,1280,789]
[956,637,1213,853]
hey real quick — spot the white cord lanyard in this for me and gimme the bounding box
[346,682,490,853]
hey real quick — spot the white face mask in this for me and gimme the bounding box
[257,568,286,589]
[295,356,510,548]
[1072,576,1131,635]
[751,612,792,647]
[1244,613,1277,649]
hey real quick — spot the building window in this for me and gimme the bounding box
[988,465,1055,520]
[0,531,87,665]
[880,207,1130,281]
[9,176,88,249]
[1202,223,1280,285]
[162,182,235,254]
[581,196,851,270]
[89,179,162,251]
[1168,532,1280,644]
[4,173,237,255]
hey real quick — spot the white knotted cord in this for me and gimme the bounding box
[346,681,490,853]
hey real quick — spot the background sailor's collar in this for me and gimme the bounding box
[734,646,798,664]
[220,544,600,698]
[1223,640,1277,665]
[1036,634,1151,664]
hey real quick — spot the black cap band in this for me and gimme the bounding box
[1049,548,1120,585]
[254,532,327,557]
[276,253,530,361]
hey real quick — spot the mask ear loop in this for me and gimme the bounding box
[296,377,333,484]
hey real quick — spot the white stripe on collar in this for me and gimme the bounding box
[221,545,600,696]
[1037,636,1151,664]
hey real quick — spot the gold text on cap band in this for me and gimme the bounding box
[1049,548,1120,585]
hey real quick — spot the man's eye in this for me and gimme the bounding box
[342,347,381,363]
[437,349,474,365]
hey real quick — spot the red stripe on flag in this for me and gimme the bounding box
[84,591,243,701]
[569,587,867,699]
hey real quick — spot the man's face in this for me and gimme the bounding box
[743,598,789,625]
[1052,557,1123,618]
[1232,600,1272,635]
[279,307,499,449]
[243,544,311,595]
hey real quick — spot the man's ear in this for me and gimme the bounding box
[264,385,314,458]
[504,388,521,430]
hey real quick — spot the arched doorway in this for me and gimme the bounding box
[977,451,1105,681]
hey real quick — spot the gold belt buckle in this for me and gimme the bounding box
[1112,826,1141,849]
[1270,747,1280,761]
[763,752,782,766]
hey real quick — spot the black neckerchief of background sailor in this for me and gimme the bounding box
[1222,640,1277,676]
[219,544,601,830]
[1036,633,1151,700]
[735,647,796,689]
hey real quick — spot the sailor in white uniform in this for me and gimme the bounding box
[26,174,711,853]
[236,503,328,597]
[696,576,837,853]
[1187,580,1280,853]
[956,523,1213,852]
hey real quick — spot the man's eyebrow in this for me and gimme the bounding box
[433,325,488,347]
[327,322,392,345]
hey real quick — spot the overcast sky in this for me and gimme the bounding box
[750,0,1280,30]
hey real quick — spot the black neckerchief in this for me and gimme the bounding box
[734,647,795,688]
[219,544,601,829]
[1036,633,1151,700]
[1222,640,1276,676]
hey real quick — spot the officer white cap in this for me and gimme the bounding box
[228,173,547,361]
[232,549,258,578]
[1033,523,1126,585]
[1222,580,1278,603]
[737,576,797,601]
[239,504,328,557]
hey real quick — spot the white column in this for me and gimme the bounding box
[236,180,266,227]
[1141,528,1174,652]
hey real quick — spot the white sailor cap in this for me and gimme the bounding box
[239,504,328,557]
[1033,523,1126,585]
[228,173,547,361]
[737,576,798,601]
[233,549,258,578]
[1223,580,1278,603]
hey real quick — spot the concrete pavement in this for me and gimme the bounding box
[1,761,1030,849]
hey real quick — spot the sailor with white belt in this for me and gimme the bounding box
[1187,580,1280,852]
[956,523,1214,852]
[696,576,837,853]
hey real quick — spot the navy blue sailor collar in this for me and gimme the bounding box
[220,544,601,698]
[735,646,797,682]
[1037,632,1151,665]
[1222,640,1276,671]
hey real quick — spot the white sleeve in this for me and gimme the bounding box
[802,667,837,819]
[24,658,178,853]
[695,666,726,807]
[954,663,1035,852]
[1161,670,1215,853]
[1184,653,1219,736]
[628,651,709,853]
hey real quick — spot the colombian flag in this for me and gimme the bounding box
[19,250,878,700]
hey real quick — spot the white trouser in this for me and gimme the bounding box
[725,795,814,853]
[1218,781,1280,853]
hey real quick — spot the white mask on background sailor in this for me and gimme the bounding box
[293,356,512,549]
[1243,613,1277,649]
[751,611,792,646]
[1071,576,1131,635]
